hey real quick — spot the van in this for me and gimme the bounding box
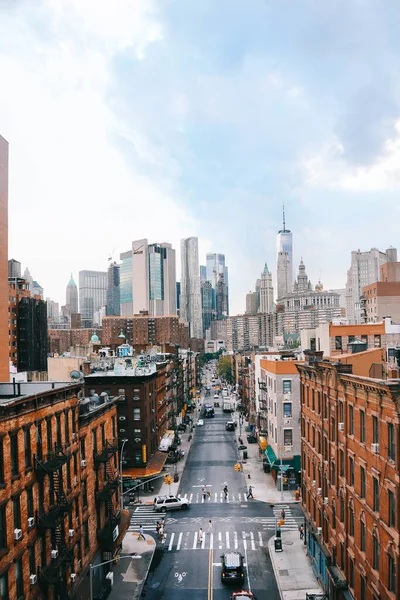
[221,551,244,583]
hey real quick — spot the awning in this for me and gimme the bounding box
[265,444,277,466]
[271,455,301,472]
[122,451,168,479]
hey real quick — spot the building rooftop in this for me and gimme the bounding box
[0,381,76,404]
[85,353,173,378]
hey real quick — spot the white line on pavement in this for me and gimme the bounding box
[250,532,255,551]
[168,533,175,551]
[226,531,230,549]
[258,531,263,546]
[234,531,238,549]
[193,532,198,549]
[177,532,183,551]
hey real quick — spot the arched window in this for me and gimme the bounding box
[387,544,396,592]
[349,500,355,537]
[340,493,345,522]
[331,500,336,530]
[359,511,366,552]
[372,528,380,571]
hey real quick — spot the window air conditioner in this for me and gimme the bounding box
[51,549,59,559]
[371,443,379,454]
[30,574,37,585]
[71,573,77,583]
[338,422,344,431]
[14,528,22,541]
[28,517,35,528]
[72,432,77,441]
[312,480,316,487]
[324,497,328,505]
[316,527,322,535]
[68,529,75,538]
[317,488,322,496]
[81,459,87,468]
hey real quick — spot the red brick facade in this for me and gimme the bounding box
[298,355,399,600]
[101,315,189,348]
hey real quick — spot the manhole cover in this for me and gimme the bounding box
[279,570,289,577]
[284,541,294,546]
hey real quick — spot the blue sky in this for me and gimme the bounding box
[1,0,400,314]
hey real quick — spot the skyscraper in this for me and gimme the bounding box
[206,252,229,318]
[200,265,207,283]
[276,204,293,300]
[201,280,214,336]
[66,273,78,315]
[79,270,107,327]
[245,291,257,315]
[0,135,8,381]
[180,237,203,338]
[120,250,133,316]
[259,264,274,313]
[106,262,120,316]
[131,239,177,316]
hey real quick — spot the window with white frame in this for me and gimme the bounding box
[283,380,292,394]
[283,429,293,446]
[283,402,292,418]
[133,408,141,421]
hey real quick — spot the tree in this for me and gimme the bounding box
[218,355,233,384]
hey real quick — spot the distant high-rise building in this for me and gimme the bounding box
[345,247,397,323]
[120,249,133,316]
[206,252,229,318]
[0,135,8,380]
[200,265,207,283]
[176,281,181,317]
[180,237,203,338]
[79,270,107,327]
[259,264,274,313]
[255,278,261,313]
[201,281,214,336]
[31,281,43,299]
[46,298,59,327]
[66,273,79,315]
[18,296,48,372]
[23,267,33,293]
[106,262,120,316]
[131,239,176,316]
[8,259,21,279]
[276,204,293,300]
[245,291,257,315]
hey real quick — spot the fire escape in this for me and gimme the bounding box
[95,441,120,557]
[35,444,74,600]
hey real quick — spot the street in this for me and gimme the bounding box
[140,372,304,600]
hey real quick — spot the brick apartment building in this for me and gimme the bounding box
[48,329,100,355]
[298,351,399,600]
[0,380,126,600]
[101,314,189,349]
[8,277,33,368]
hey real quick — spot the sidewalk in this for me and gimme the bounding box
[268,530,325,600]
[108,532,156,600]
[234,417,299,504]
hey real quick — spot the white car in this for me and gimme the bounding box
[196,419,204,427]
[153,495,190,512]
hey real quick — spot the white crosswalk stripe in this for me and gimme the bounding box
[128,505,163,532]
[174,493,253,504]
[161,529,267,552]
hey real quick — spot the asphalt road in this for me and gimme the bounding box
[141,370,303,599]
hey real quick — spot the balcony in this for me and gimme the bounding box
[35,445,69,474]
[97,513,121,547]
[39,549,74,585]
[94,441,118,464]
[96,477,119,503]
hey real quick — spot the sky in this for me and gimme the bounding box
[1,0,400,315]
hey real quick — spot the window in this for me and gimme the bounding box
[10,433,19,476]
[283,429,293,446]
[372,532,380,570]
[331,502,336,529]
[360,520,366,552]
[101,423,106,447]
[80,438,86,460]
[349,558,354,588]
[46,418,52,453]
[331,418,335,442]
[283,380,292,394]
[331,461,336,484]
[112,416,116,439]
[388,553,396,593]
[340,496,345,522]
[133,408,141,421]
[388,490,396,528]
[349,405,354,435]
[0,572,8,600]
[388,423,395,461]
[339,401,344,423]
[24,428,31,469]
[361,334,368,346]
[84,520,90,549]
[0,438,4,483]
[335,336,342,351]
[283,403,292,418]
[15,558,23,598]
[29,545,35,575]
[340,543,344,569]
[360,410,365,443]
[36,421,43,460]
[71,408,76,434]
[349,457,354,487]
[64,411,70,443]
[373,478,380,511]
[349,506,354,536]
[13,497,21,530]
[82,480,88,508]
[26,487,34,519]
[92,429,97,455]
[56,413,62,446]
[339,450,344,477]
[360,575,366,600]
[0,505,6,549]
[360,466,366,498]
[372,416,379,444]
[374,334,381,347]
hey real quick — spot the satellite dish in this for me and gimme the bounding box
[70,370,83,382]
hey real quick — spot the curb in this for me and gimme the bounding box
[268,533,283,600]
[133,535,156,600]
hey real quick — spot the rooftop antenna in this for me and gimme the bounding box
[283,203,286,230]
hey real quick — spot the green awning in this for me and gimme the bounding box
[264,445,277,466]
[271,455,301,472]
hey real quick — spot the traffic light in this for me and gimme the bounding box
[234,463,241,472]
[164,475,173,485]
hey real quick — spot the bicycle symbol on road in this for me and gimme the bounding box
[175,572,187,584]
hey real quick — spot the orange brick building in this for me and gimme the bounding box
[298,351,399,600]
[0,135,9,381]
[101,315,189,349]
[362,281,400,323]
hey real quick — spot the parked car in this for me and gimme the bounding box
[153,495,190,512]
[196,419,204,427]
[225,421,235,431]
[247,434,257,444]
[231,592,256,600]
[221,551,245,584]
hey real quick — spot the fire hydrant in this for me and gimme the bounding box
[295,488,300,501]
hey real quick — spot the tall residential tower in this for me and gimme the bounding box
[180,237,203,338]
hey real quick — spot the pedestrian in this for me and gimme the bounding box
[207,520,213,534]
[281,509,286,520]
[138,525,145,541]
[207,489,211,499]
[247,485,254,499]
[198,528,204,543]
[202,487,207,501]
[299,525,304,540]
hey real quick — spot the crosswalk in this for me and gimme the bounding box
[129,506,162,532]
[270,504,301,531]
[177,492,250,504]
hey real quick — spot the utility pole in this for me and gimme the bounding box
[280,426,284,502]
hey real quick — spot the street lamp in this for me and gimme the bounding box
[120,438,128,512]
[280,426,284,502]
[89,555,139,600]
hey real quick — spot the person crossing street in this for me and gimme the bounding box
[247,485,254,499]
[138,525,145,541]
